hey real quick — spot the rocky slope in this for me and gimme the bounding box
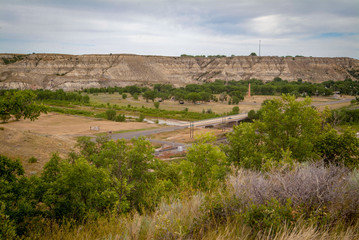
[1,53,358,90]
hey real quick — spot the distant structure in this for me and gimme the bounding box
[259,40,261,56]
[248,83,251,98]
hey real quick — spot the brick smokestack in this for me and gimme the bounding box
[248,83,251,98]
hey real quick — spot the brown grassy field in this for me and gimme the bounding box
[0,113,159,175]
[90,93,352,114]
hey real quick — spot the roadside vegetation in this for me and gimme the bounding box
[1,93,359,239]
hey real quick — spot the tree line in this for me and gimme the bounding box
[82,78,359,105]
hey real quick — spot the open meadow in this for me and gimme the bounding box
[90,93,352,114]
[0,113,160,175]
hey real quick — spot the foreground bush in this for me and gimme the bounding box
[20,163,359,239]
[210,162,359,234]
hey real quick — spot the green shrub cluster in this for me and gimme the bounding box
[35,89,90,103]
[0,90,48,122]
[226,95,359,169]
[1,55,26,65]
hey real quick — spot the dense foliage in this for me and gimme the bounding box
[35,89,90,103]
[0,90,48,122]
[82,79,359,105]
[226,95,359,169]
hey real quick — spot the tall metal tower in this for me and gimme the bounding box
[259,40,261,56]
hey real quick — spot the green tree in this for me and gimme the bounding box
[87,137,156,212]
[105,109,116,120]
[0,90,47,122]
[122,93,127,99]
[133,93,139,100]
[0,201,16,240]
[186,92,201,103]
[41,155,116,220]
[315,128,359,168]
[115,114,126,122]
[154,101,160,109]
[231,106,240,114]
[143,90,156,102]
[180,133,227,190]
[227,95,323,168]
[0,155,38,236]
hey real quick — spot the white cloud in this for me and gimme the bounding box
[0,0,358,58]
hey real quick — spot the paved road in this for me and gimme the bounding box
[110,126,186,140]
[190,113,248,127]
[109,113,248,141]
[108,97,352,147]
[312,98,352,107]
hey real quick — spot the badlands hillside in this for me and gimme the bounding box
[0,53,358,90]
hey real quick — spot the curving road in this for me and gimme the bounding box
[108,97,352,151]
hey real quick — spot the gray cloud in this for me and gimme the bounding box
[0,0,358,58]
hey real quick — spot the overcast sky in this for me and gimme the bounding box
[0,0,358,58]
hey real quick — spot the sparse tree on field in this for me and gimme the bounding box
[0,90,47,123]
[154,102,160,109]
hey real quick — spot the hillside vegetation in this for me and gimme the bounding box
[1,94,359,239]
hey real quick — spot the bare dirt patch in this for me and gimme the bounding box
[0,113,159,174]
[0,127,75,176]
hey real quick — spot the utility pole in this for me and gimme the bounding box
[248,83,251,98]
[259,40,261,56]
[190,122,194,138]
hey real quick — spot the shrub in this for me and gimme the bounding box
[231,106,239,114]
[28,157,38,163]
[105,109,116,121]
[137,114,145,122]
[0,202,16,240]
[226,162,359,224]
[242,198,295,233]
[115,114,126,122]
[133,93,139,100]
[154,102,160,109]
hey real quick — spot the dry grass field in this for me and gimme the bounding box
[90,93,351,114]
[0,113,159,175]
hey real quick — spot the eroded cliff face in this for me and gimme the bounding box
[1,53,358,91]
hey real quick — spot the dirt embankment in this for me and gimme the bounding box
[1,54,358,90]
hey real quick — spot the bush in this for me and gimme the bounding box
[154,102,160,109]
[247,109,258,120]
[28,157,38,163]
[115,114,126,122]
[105,109,116,121]
[231,106,239,114]
[242,198,295,233]
[227,162,359,224]
[137,114,145,122]
[0,202,16,240]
